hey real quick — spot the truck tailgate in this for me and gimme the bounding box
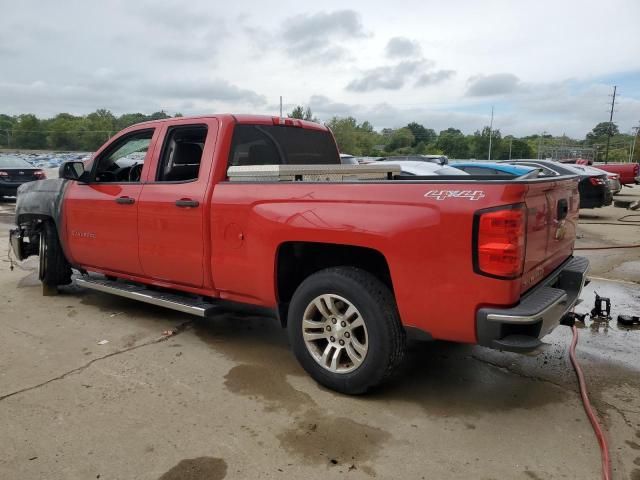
[520,177,580,292]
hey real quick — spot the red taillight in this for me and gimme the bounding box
[589,177,605,186]
[474,205,526,279]
[34,170,46,179]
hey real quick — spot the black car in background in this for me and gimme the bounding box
[0,156,46,199]
[506,160,612,208]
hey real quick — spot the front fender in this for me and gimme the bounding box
[15,179,69,227]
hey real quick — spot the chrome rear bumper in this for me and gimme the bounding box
[476,256,589,352]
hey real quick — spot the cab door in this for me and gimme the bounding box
[64,128,160,275]
[137,119,218,288]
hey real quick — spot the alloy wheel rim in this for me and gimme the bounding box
[302,294,368,374]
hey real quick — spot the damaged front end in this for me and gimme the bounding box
[10,178,69,261]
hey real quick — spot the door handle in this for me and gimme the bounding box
[175,199,199,208]
[115,196,135,205]
[557,199,568,220]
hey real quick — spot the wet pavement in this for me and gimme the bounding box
[0,189,638,479]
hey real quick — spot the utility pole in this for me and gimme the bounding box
[630,123,639,162]
[487,106,494,161]
[279,96,283,118]
[508,137,513,160]
[604,85,617,164]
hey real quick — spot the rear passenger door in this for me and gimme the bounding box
[137,119,218,287]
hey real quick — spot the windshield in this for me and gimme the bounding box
[0,156,34,168]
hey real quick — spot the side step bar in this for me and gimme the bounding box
[75,276,218,317]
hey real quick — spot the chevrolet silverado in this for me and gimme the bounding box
[10,114,589,394]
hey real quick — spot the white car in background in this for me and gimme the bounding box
[378,160,468,176]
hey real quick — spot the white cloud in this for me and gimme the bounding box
[0,0,638,137]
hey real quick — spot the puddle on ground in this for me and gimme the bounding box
[276,408,390,475]
[195,310,571,416]
[572,278,640,375]
[224,364,313,413]
[366,340,571,415]
[158,457,227,480]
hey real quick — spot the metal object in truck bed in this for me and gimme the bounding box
[227,164,401,182]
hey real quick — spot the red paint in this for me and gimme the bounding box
[592,162,639,186]
[61,115,580,344]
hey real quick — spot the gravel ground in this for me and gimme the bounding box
[0,187,638,480]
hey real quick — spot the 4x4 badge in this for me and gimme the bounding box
[424,190,486,201]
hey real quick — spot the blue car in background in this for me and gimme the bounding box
[450,162,537,176]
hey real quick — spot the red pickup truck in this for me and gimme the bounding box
[575,159,640,186]
[10,114,589,394]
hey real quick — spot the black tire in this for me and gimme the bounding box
[288,267,406,394]
[38,221,72,287]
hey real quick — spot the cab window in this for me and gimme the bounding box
[228,125,339,167]
[156,125,207,182]
[94,130,154,183]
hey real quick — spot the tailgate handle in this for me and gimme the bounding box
[115,196,135,205]
[557,199,568,220]
[175,199,199,208]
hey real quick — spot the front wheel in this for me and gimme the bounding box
[38,221,72,288]
[288,267,406,394]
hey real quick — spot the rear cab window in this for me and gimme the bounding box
[228,125,339,168]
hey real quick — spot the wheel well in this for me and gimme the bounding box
[17,214,51,230]
[276,242,393,324]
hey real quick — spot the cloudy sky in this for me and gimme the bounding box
[1,0,639,137]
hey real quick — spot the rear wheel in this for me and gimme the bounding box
[38,221,72,288]
[288,267,405,394]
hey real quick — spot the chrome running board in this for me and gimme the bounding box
[75,276,217,317]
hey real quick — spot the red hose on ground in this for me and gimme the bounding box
[569,325,611,480]
[575,244,640,250]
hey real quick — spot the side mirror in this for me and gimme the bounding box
[60,161,86,181]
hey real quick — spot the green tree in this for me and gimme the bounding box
[413,141,428,154]
[82,109,116,150]
[0,114,15,147]
[326,116,359,153]
[586,122,619,141]
[288,105,317,122]
[385,128,415,152]
[325,116,382,155]
[405,122,436,147]
[149,111,171,121]
[497,136,532,159]
[116,113,149,130]
[47,113,83,150]
[471,126,501,159]
[436,128,469,159]
[13,114,46,149]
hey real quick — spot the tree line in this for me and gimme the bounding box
[1,107,637,162]
[0,110,177,152]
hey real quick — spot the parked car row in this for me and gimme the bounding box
[341,155,622,209]
[504,160,613,208]
[2,148,626,210]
